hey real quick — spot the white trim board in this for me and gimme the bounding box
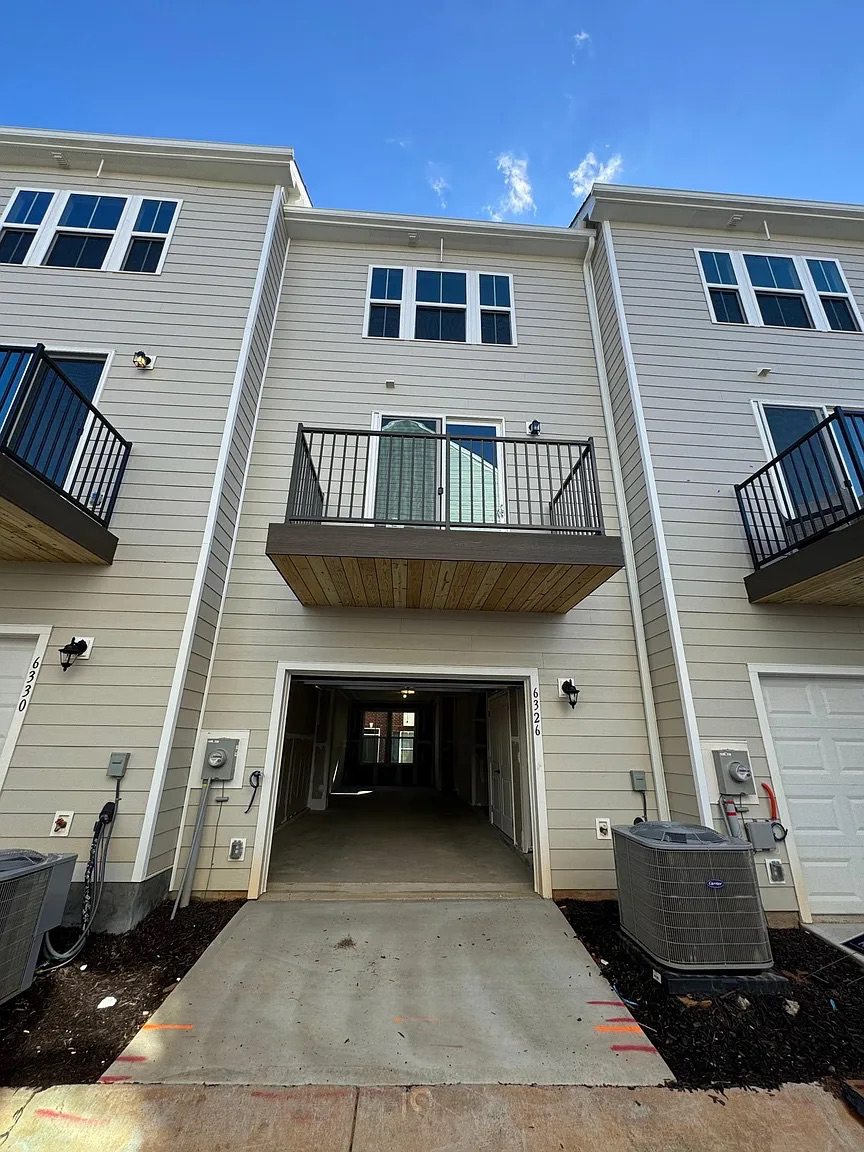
[247,661,552,902]
[601,220,711,823]
[0,625,52,795]
[133,183,285,882]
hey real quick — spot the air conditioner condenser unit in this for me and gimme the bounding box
[0,850,76,1005]
[612,822,773,972]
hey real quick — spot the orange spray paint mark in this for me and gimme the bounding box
[98,1075,133,1083]
[141,1022,194,1030]
[596,1024,642,1033]
[35,1109,108,1125]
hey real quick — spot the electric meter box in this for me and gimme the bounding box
[712,748,754,796]
[203,737,239,782]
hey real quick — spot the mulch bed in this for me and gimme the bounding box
[559,899,864,1090]
[0,898,243,1087]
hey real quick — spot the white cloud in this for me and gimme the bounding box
[386,136,412,149]
[428,171,450,208]
[485,153,536,222]
[568,151,623,199]
[573,30,590,47]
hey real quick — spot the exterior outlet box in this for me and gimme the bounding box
[107,751,130,779]
[630,770,647,792]
[50,811,73,837]
[746,820,776,851]
[712,748,753,796]
[595,817,612,840]
[766,858,786,884]
[203,737,239,782]
[228,837,246,861]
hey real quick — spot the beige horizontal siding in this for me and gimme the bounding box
[0,164,275,879]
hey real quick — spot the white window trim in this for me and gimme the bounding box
[695,247,862,333]
[0,187,182,275]
[362,265,517,345]
[0,625,52,796]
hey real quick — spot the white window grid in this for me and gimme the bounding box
[479,273,515,345]
[0,188,182,275]
[362,266,517,345]
[695,248,863,333]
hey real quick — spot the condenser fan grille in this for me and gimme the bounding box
[0,869,51,1002]
[613,827,772,971]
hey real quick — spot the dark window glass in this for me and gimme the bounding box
[370,266,403,301]
[479,273,510,307]
[122,237,164,273]
[481,311,513,344]
[368,303,400,338]
[821,295,859,332]
[44,232,112,269]
[709,288,746,324]
[807,259,845,294]
[134,199,176,234]
[744,254,800,291]
[6,190,53,226]
[415,269,466,305]
[0,229,34,264]
[58,194,125,231]
[415,306,466,341]
[755,292,813,329]
[50,356,104,398]
[699,250,736,286]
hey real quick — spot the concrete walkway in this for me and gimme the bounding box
[3,1083,862,1151]
[104,899,671,1086]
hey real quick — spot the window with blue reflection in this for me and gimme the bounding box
[6,190,53,227]
[479,274,510,307]
[744,254,800,291]
[699,250,737,285]
[134,199,177,234]
[806,259,845,295]
[416,270,466,305]
[59,194,125,231]
[370,267,403,300]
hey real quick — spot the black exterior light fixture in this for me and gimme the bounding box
[59,637,89,672]
[528,419,542,436]
[560,679,580,709]
[132,350,153,369]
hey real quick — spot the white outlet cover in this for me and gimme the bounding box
[228,837,247,862]
[595,817,612,840]
[51,811,74,837]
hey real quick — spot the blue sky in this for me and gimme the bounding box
[2,1,862,225]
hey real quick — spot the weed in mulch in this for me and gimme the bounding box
[559,899,864,1090]
[0,898,243,1087]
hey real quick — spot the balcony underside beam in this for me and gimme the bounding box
[744,517,864,605]
[266,524,624,613]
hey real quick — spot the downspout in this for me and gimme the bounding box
[581,227,671,821]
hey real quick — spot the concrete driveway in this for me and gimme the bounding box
[105,899,671,1086]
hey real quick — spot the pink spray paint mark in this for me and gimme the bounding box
[610,1044,658,1053]
[35,1109,108,1125]
[98,1074,133,1083]
[114,1054,147,1062]
[588,1000,627,1006]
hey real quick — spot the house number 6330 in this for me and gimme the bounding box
[18,657,41,713]
[533,686,541,736]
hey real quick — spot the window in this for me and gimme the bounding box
[696,249,862,332]
[363,266,516,344]
[807,259,860,332]
[698,250,746,324]
[0,188,181,273]
[479,274,513,344]
[415,270,467,341]
[366,266,403,338]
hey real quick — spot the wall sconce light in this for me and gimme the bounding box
[527,419,542,437]
[132,350,155,370]
[59,637,89,672]
[560,679,580,709]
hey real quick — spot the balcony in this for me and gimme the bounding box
[266,424,624,612]
[0,345,131,564]
[736,409,864,604]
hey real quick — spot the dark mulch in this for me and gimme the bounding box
[0,898,243,1087]
[559,899,864,1090]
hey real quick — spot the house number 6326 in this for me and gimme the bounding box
[18,657,41,713]
[533,686,541,736]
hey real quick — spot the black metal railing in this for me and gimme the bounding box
[286,424,605,533]
[0,344,131,527]
[735,408,864,568]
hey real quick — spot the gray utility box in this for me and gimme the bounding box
[0,850,76,1005]
[612,822,772,972]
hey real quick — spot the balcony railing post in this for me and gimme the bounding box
[286,423,306,519]
[833,408,864,498]
[0,343,45,450]
[443,431,451,529]
[586,438,603,534]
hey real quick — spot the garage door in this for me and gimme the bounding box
[0,637,35,750]
[762,675,864,916]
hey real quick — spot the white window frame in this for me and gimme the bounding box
[695,248,863,333]
[0,188,182,275]
[0,626,52,795]
[361,266,517,345]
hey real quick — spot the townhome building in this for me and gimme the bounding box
[579,186,864,919]
[0,127,861,930]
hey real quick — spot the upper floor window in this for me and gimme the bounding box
[364,266,516,345]
[696,249,861,333]
[0,189,181,274]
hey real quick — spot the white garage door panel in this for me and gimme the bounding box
[763,675,864,916]
[0,637,36,749]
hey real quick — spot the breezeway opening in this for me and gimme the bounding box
[251,670,549,898]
